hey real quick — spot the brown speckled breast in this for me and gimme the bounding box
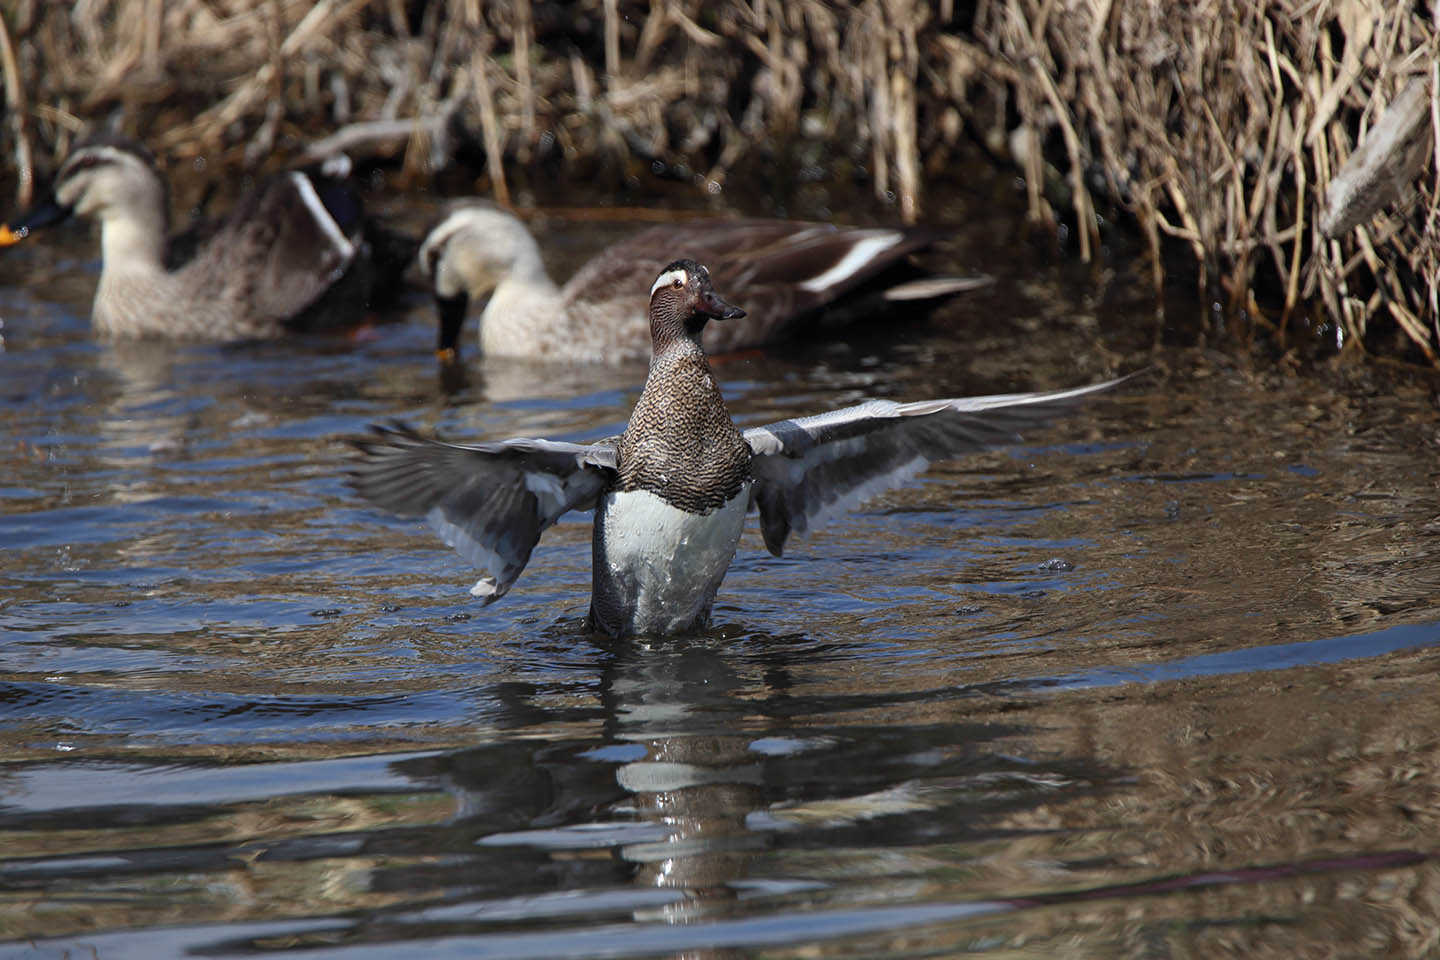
[616,347,751,513]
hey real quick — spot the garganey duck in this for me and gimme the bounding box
[0,134,391,340]
[417,203,991,363]
[348,259,1124,639]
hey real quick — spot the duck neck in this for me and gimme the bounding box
[97,201,168,275]
[620,327,748,510]
[477,242,567,356]
[89,192,176,335]
[637,333,719,426]
[647,327,706,375]
[647,305,711,364]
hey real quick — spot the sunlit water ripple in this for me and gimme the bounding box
[1,203,1439,958]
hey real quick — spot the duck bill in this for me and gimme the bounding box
[435,292,469,362]
[0,199,74,245]
[698,289,745,321]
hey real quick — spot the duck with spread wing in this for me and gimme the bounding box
[349,259,1126,638]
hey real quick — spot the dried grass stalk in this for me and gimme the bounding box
[0,6,33,207]
[4,1,1436,362]
[7,2,940,219]
[958,0,1440,363]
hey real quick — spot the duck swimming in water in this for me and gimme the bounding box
[417,202,991,363]
[0,134,388,340]
[349,260,1123,638]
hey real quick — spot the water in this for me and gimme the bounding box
[2,181,1439,958]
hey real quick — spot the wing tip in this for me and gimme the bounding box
[342,420,438,503]
[470,576,507,604]
[346,419,431,451]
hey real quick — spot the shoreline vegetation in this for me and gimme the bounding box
[2,1,1436,367]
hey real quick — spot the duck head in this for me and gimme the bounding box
[418,203,546,361]
[647,259,745,349]
[1,135,168,261]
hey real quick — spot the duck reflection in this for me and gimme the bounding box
[602,637,771,920]
[84,335,433,476]
[381,631,1084,947]
[364,614,1132,958]
[378,634,786,945]
[435,350,648,406]
[92,341,203,473]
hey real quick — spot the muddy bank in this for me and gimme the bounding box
[2,1,1436,366]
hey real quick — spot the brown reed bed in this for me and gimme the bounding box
[1,1,1435,365]
[958,0,1440,366]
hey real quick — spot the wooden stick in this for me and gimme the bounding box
[1321,75,1431,238]
[301,116,448,162]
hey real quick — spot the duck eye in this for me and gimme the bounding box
[672,277,683,288]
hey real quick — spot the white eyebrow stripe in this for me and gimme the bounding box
[650,267,688,296]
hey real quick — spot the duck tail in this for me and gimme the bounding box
[882,274,994,301]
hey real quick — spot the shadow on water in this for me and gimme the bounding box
[2,180,1440,956]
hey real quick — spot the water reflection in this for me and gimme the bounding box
[329,633,1111,956]
[602,637,770,930]
[376,637,787,946]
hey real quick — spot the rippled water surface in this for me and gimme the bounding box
[2,183,1439,959]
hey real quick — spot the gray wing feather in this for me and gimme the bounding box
[347,423,617,603]
[743,378,1127,556]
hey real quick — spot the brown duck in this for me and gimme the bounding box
[417,203,991,363]
[349,259,1125,638]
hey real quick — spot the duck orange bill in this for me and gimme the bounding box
[0,224,23,246]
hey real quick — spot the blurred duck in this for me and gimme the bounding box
[349,259,1124,639]
[0,134,403,340]
[417,203,991,363]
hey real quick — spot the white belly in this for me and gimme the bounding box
[590,485,749,638]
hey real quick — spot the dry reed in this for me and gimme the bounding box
[0,1,939,208]
[1,1,1435,363]
[955,0,1440,364]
